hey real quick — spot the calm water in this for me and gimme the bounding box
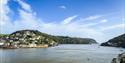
[0,44,125,63]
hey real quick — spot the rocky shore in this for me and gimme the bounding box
[111,52,125,63]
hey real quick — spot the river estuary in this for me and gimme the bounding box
[0,44,125,63]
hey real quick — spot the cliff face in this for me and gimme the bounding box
[101,34,125,48]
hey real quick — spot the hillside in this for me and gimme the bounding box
[0,34,9,38]
[0,29,97,48]
[52,36,97,44]
[101,34,125,48]
[9,30,57,46]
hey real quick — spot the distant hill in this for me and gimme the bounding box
[52,36,97,44]
[101,34,125,48]
[0,29,97,45]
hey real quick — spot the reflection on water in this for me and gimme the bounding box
[0,44,125,63]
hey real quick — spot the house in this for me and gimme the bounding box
[0,43,4,45]
[29,42,37,47]
[0,42,4,47]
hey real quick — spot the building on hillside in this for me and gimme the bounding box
[0,42,4,47]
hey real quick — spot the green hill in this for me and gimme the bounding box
[0,29,97,46]
[51,36,97,44]
[101,34,125,48]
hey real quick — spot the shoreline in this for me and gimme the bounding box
[0,44,53,49]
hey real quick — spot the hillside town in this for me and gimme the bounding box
[0,30,58,49]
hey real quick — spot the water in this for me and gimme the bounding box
[0,44,125,63]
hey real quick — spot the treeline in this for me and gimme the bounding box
[50,36,97,44]
[0,34,9,38]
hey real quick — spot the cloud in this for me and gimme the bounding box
[85,15,102,20]
[0,0,42,33]
[84,19,108,27]
[59,5,66,9]
[61,15,78,24]
[17,0,32,12]
[100,24,125,31]
[65,19,108,28]
[0,0,10,25]
[0,0,13,33]
[79,15,102,22]
[101,19,108,23]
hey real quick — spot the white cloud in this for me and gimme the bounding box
[0,0,10,25]
[79,15,102,21]
[0,0,42,33]
[59,5,66,9]
[17,0,32,12]
[0,0,14,33]
[67,19,108,28]
[101,24,125,31]
[84,19,108,27]
[85,15,101,20]
[61,15,78,24]
[101,19,108,23]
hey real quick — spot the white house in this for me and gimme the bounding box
[0,42,4,46]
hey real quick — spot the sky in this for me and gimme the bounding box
[0,0,125,43]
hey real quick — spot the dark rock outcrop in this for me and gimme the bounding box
[101,34,125,48]
[111,52,125,63]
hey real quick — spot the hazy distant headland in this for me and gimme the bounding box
[0,29,97,48]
